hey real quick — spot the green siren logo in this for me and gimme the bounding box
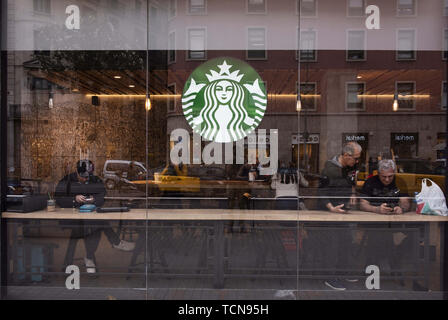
[182,57,267,143]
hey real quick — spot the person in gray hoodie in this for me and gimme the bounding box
[319,142,361,212]
[317,142,362,290]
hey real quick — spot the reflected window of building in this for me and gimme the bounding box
[33,30,50,54]
[347,30,366,61]
[247,27,267,60]
[444,0,448,16]
[443,29,448,60]
[135,0,142,13]
[31,77,51,91]
[346,82,365,110]
[168,32,176,64]
[347,0,365,17]
[33,0,50,14]
[168,84,176,112]
[397,0,417,16]
[187,28,206,60]
[298,29,317,61]
[247,0,266,14]
[436,132,447,161]
[391,133,418,158]
[298,0,317,17]
[442,81,447,109]
[299,83,317,111]
[169,0,177,18]
[397,29,416,60]
[396,81,416,110]
[188,0,207,15]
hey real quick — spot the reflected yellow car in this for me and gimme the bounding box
[131,172,200,193]
[153,172,200,193]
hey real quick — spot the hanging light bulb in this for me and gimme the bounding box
[296,94,302,112]
[393,92,398,112]
[48,92,54,109]
[145,94,152,111]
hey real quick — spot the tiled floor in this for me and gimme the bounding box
[4,285,444,300]
[3,276,444,300]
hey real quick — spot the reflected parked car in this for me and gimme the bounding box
[130,164,271,197]
[103,160,147,190]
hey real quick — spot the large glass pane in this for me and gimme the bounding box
[1,0,446,302]
[3,1,149,300]
[298,0,447,299]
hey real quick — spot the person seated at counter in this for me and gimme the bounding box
[359,159,413,282]
[359,159,411,215]
[271,161,308,210]
[55,159,135,274]
[236,163,255,181]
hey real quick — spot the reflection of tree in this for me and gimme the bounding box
[32,23,145,71]
[35,50,145,71]
[24,20,167,180]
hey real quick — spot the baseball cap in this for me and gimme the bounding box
[77,159,94,178]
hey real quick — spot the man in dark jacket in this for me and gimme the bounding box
[55,159,135,274]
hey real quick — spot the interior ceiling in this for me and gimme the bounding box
[28,68,443,96]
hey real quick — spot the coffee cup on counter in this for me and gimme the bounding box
[47,199,56,212]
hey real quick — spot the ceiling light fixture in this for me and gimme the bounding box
[393,92,399,111]
[145,94,152,111]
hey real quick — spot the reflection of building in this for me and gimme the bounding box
[4,0,447,180]
[2,0,448,302]
[163,0,447,173]
[7,51,169,183]
[167,49,446,172]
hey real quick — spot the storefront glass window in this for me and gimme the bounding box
[1,0,447,301]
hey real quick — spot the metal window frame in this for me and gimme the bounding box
[345,81,366,111]
[1,0,8,300]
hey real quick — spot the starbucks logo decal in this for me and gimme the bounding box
[182,57,267,143]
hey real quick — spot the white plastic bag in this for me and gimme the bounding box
[415,178,448,216]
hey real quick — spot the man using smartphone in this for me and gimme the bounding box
[55,159,135,274]
[359,159,414,288]
[360,159,410,215]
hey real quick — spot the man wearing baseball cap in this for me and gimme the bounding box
[55,159,135,274]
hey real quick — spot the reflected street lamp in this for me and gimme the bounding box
[393,92,398,112]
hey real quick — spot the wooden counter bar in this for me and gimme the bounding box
[2,208,446,290]
[2,208,448,222]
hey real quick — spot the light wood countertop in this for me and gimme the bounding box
[2,208,448,222]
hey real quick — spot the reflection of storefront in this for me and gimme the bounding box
[436,132,447,161]
[342,133,368,166]
[292,133,319,173]
[391,133,419,159]
[245,133,271,164]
